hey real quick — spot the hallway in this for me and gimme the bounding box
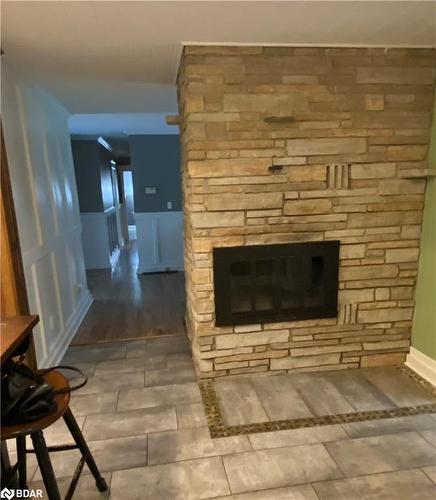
[72,243,186,345]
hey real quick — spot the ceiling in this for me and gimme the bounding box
[2,1,435,134]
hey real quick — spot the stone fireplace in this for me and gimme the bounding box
[177,45,435,378]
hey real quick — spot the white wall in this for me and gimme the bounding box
[135,211,183,273]
[2,66,92,367]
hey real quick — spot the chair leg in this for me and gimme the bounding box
[63,408,108,492]
[16,436,27,489]
[31,431,61,500]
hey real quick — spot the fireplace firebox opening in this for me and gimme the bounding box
[213,241,340,326]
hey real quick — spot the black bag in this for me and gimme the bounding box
[1,360,88,425]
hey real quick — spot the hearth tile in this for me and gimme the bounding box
[148,426,251,465]
[110,458,230,499]
[313,469,436,499]
[213,484,319,499]
[222,444,342,493]
[248,424,348,450]
[326,431,436,477]
[251,375,313,420]
[322,369,397,411]
[362,366,436,407]
[145,365,196,386]
[62,343,127,363]
[343,414,436,438]
[288,372,355,416]
[214,378,269,425]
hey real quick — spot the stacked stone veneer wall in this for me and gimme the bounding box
[177,46,436,378]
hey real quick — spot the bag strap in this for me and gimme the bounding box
[38,365,88,394]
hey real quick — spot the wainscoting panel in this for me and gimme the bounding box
[135,211,184,273]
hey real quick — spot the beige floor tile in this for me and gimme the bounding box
[248,424,347,450]
[69,392,119,417]
[212,484,319,500]
[110,457,230,499]
[223,444,341,493]
[117,381,201,410]
[342,414,436,438]
[176,403,208,429]
[420,429,436,448]
[76,371,145,395]
[326,431,436,477]
[423,465,436,484]
[83,406,177,441]
[215,379,269,425]
[63,344,127,364]
[32,435,148,480]
[166,352,195,368]
[94,354,165,375]
[148,426,251,465]
[145,365,196,387]
[314,468,436,499]
[30,472,111,499]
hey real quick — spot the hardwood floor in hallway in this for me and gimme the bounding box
[72,242,186,345]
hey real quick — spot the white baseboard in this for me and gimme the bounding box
[406,347,436,387]
[110,248,121,269]
[39,290,93,367]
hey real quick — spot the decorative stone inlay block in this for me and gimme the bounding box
[287,138,367,156]
[178,45,435,378]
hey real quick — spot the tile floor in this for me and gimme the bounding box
[6,334,435,499]
[213,365,436,427]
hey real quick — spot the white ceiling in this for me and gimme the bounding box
[2,1,436,134]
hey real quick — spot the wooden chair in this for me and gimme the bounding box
[1,370,108,500]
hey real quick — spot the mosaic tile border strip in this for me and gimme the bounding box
[199,365,436,439]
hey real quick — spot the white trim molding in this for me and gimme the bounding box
[40,290,93,368]
[406,347,436,387]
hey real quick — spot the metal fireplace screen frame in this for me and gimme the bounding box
[213,241,340,326]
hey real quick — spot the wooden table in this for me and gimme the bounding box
[1,315,39,364]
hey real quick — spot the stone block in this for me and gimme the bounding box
[191,211,244,228]
[205,192,282,211]
[356,66,435,85]
[357,307,413,323]
[271,353,341,370]
[223,93,309,113]
[365,94,384,111]
[284,199,332,216]
[290,343,362,357]
[360,352,407,367]
[188,158,270,178]
[387,145,428,161]
[385,248,420,263]
[340,265,398,281]
[339,289,374,304]
[287,165,327,182]
[362,340,409,351]
[350,163,396,179]
[215,330,289,349]
[340,244,366,259]
[287,137,366,156]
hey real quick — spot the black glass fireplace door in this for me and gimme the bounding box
[213,241,339,326]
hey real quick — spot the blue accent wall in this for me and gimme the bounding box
[129,135,181,213]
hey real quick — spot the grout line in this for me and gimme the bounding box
[421,466,436,485]
[322,442,346,479]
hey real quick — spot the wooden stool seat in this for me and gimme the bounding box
[1,371,71,440]
[1,369,108,499]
